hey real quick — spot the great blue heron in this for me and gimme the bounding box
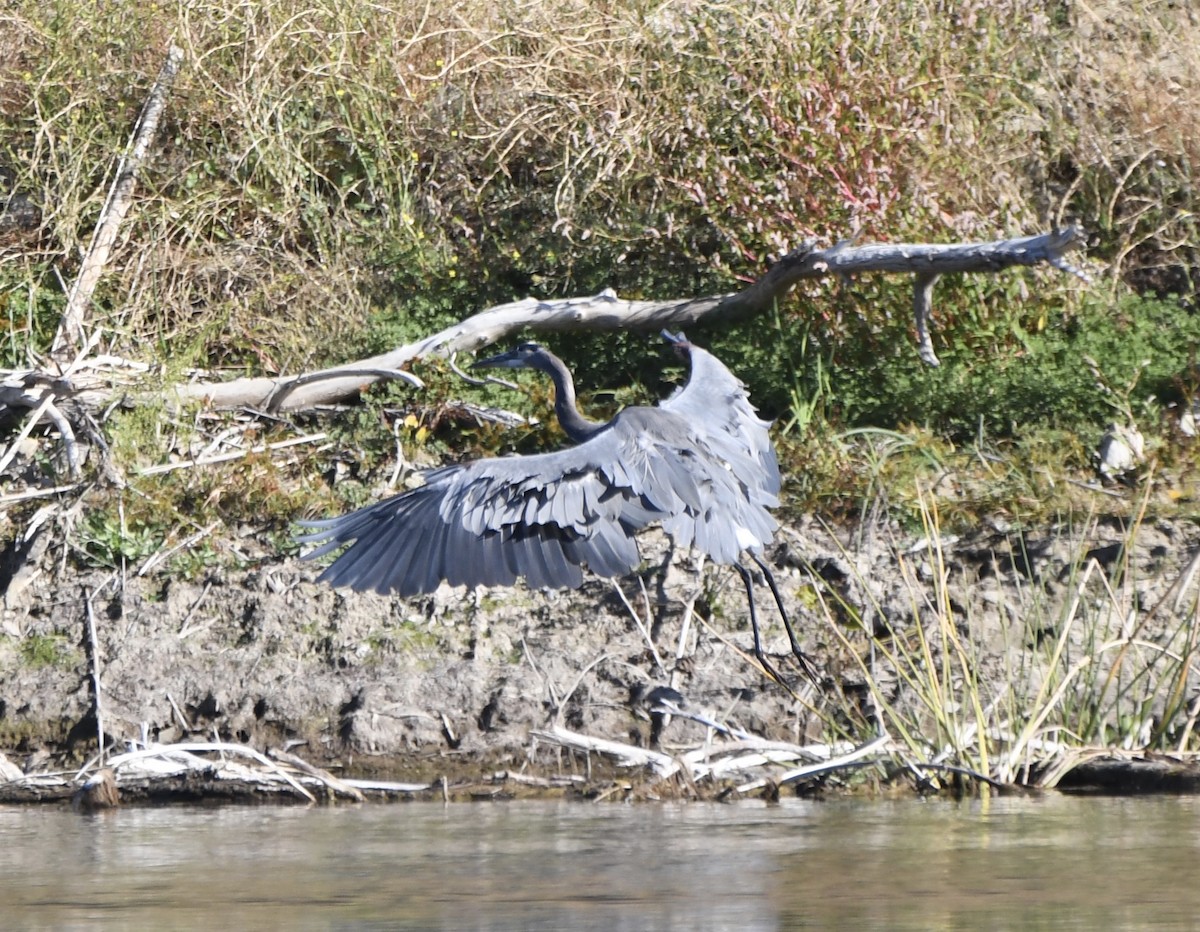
[298,331,815,686]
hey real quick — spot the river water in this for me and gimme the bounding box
[2,793,1197,930]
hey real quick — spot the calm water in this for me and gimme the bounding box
[2,794,1198,930]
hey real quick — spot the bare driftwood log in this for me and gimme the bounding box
[173,227,1087,413]
[532,724,898,794]
[0,226,1086,493]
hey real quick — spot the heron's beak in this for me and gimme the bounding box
[471,348,525,370]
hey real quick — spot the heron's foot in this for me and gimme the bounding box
[753,649,825,699]
[789,647,824,688]
[750,654,806,700]
[755,661,799,700]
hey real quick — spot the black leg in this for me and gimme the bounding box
[733,562,788,689]
[749,552,822,685]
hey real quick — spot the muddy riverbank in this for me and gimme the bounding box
[2,512,1198,796]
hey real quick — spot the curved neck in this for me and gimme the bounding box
[533,352,604,443]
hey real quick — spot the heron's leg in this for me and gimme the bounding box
[733,562,787,689]
[749,553,821,684]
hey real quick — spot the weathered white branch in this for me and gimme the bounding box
[532,726,682,778]
[0,226,1087,458]
[174,227,1087,411]
[263,366,424,412]
[913,271,940,366]
[735,734,892,792]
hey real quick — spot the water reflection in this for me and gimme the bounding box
[1,794,1198,930]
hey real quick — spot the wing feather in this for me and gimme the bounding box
[660,344,780,498]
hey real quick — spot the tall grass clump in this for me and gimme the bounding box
[815,491,1200,790]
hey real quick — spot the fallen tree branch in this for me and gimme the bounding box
[263,366,425,412]
[533,723,882,792]
[532,726,683,778]
[735,734,893,792]
[0,226,1087,488]
[103,740,318,802]
[173,227,1087,411]
[268,748,367,802]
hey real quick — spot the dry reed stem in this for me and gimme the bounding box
[51,45,183,360]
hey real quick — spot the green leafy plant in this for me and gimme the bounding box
[79,509,162,570]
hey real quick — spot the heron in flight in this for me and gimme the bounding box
[298,331,816,686]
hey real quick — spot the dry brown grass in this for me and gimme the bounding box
[1041,0,1200,288]
[2,0,1196,373]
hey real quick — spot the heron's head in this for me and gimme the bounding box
[471,342,548,372]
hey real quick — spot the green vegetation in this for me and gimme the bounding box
[18,634,75,670]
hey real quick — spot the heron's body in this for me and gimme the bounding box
[299,332,814,685]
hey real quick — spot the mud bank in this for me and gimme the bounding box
[2,514,1198,794]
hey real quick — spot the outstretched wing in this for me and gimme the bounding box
[299,427,657,597]
[659,341,781,502]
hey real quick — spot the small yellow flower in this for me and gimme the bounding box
[435,58,444,68]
